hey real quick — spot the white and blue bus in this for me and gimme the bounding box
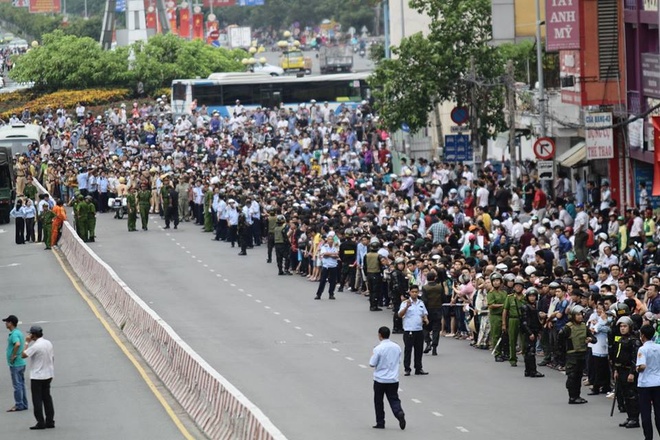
[171,72,371,117]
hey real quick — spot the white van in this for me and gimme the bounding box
[0,123,44,155]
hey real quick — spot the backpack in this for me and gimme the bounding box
[586,229,595,248]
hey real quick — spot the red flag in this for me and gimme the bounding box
[146,11,157,29]
[179,8,190,38]
[192,13,204,40]
[653,116,660,196]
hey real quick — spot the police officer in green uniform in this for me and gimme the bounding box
[76,195,89,242]
[520,287,545,377]
[502,276,526,366]
[266,208,277,263]
[138,182,151,231]
[71,193,82,236]
[558,305,592,404]
[40,205,55,250]
[86,195,96,242]
[203,186,213,232]
[613,316,641,428]
[422,270,444,355]
[274,215,290,275]
[23,179,37,202]
[487,273,508,362]
[126,186,138,232]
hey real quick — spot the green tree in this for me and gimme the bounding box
[9,31,246,94]
[9,31,116,89]
[369,0,507,146]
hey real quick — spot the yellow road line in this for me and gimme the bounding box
[52,250,195,440]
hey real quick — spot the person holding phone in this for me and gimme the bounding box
[398,285,429,376]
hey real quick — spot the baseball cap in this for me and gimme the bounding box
[28,325,43,335]
[2,315,18,326]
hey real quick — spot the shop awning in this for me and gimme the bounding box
[557,141,586,168]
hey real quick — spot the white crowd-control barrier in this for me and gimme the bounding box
[35,179,287,440]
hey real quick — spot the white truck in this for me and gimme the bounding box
[228,26,252,49]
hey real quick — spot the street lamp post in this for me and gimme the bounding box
[535,0,546,138]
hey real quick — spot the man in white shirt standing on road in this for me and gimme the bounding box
[369,326,406,430]
[21,325,55,430]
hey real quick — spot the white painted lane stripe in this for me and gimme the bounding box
[358,364,367,368]
[238,288,244,292]
[305,333,313,337]
[432,412,444,417]
[294,326,301,330]
[264,306,271,309]
[283,319,291,323]
[210,269,215,272]
[345,357,354,361]
[255,299,262,303]
[230,283,236,287]
[331,348,339,352]
[247,294,253,297]
[411,398,421,404]
[203,264,208,268]
[273,312,280,315]
[186,251,191,254]
[456,427,469,433]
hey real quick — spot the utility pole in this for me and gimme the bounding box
[535,0,546,137]
[469,56,482,164]
[383,1,390,59]
[507,59,517,185]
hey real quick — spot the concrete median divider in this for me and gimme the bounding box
[36,179,287,440]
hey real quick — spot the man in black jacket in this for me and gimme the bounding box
[521,287,545,378]
[338,229,358,292]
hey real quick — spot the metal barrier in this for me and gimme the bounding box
[36,179,287,440]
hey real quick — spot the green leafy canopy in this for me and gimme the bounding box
[9,31,246,94]
[369,0,509,141]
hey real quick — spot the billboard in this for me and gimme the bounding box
[545,0,580,51]
[29,0,60,12]
[642,53,660,98]
[585,112,614,160]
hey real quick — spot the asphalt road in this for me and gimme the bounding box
[0,223,194,439]
[86,212,642,440]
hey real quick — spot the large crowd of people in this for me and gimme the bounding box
[5,91,660,431]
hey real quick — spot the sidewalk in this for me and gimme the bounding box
[0,225,194,439]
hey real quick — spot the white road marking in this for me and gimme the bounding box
[358,364,368,368]
[273,311,280,315]
[411,398,421,404]
[432,412,444,417]
[456,427,469,433]
[345,357,354,361]
[255,299,262,303]
[294,326,301,330]
[247,294,253,297]
[0,263,20,268]
[238,288,244,292]
[0,229,6,234]
[175,242,180,245]
[166,233,170,236]
[171,238,175,241]
[216,274,221,277]
[181,246,186,249]
[223,279,229,282]
[283,319,291,323]
[186,251,191,254]
[203,264,208,268]
[230,283,236,287]
[331,348,339,352]
[210,269,215,272]
[264,306,271,309]
[305,333,313,337]
[197,260,203,263]
[191,255,196,259]
[398,388,403,392]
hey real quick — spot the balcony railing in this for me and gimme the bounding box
[624,0,638,10]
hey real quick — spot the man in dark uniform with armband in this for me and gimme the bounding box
[266,208,277,263]
[389,258,409,334]
[422,271,444,356]
[612,316,641,429]
[338,229,358,292]
[274,215,290,275]
[520,287,546,378]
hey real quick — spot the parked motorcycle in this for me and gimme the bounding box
[108,196,128,219]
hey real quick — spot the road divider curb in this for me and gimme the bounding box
[36,179,287,440]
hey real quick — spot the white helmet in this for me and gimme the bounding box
[537,226,546,235]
